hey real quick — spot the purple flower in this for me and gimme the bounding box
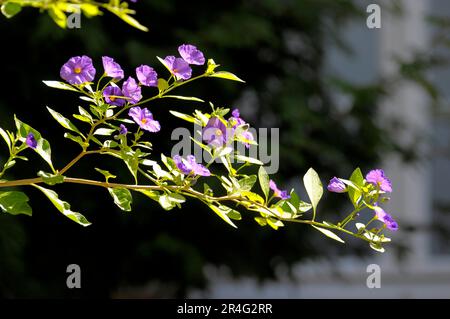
[269,180,290,199]
[103,85,126,106]
[228,108,246,128]
[102,56,124,80]
[374,206,398,231]
[163,56,192,80]
[128,106,160,132]
[122,77,142,104]
[119,124,128,135]
[136,65,158,87]
[173,155,210,177]
[60,55,96,85]
[228,108,254,148]
[26,133,37,149]
[366,169,392,193]
[202,117,228,147]
[178,44,205,65]
[240,131,254,149]
[327,177,347,193]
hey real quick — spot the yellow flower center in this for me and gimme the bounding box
[141,118,148,124]
[215,129,222,136]
[74,67,82,74]
[110,96,116,102]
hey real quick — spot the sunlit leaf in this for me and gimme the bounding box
[312,225,345,243]
[258,166,270,201]
[14,116,54,171]
[303,168,323,220]
[1,2,22,18]
[38,171,65,185]
[108,188,132,212]
[47,106,84,136]
[0,191,32,216]
[34,185,90,226]
[209,71,245,82]
[42,81,78,92]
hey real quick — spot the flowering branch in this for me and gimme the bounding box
[0,0,148,31]
[0,44,398,253]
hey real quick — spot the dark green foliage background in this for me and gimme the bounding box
[0,0,426,297]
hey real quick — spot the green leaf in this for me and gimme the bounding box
[267,218,284,230]
[369,242,385,253]
[158,194,176,211]
[190,137,211,155]
[168,193,186,204]
[78,106,93,121]
[14,116,54,171]
[38,171,65,185]
[254,216,267,226]
[206,59,220,74]
[0,191,32,216]
[234,154,263,165]
[207,204,237,228]
[238,175,257,192]
[33,185,91,226]
[95,168,116,182]
[42,81,78,92]
[105,7,148,31]
[169,110,197,123]
[227,208,242,221]
[136,189,160,201]
[164,95,204,102]
[48,4,67,28]
[73,114,92,124]
[348,167,364,207]
[157,78,168,93]
[80,3,101,17]
[64,132,85,148]
[0,127,11,151]
[298,200,313,213]
[312,225,345,243]
[194,110,210,125]
[241,191,265,204]
[47,107,83,136]
[355,223,391,243]
[258,166,270,201]
[303,168,323,220]
[121,148,139,183]
[94,128,115,136]
[108,188,132,212]
[214,146,233,158]
[1,2,22,18]
[209,71,245,83]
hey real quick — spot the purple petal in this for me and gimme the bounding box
[178,44,205,65]
[60,55,96,85]
[366,169,392,193]
[119,124,128,135]
[26,133,37,149]
[128,106,160,132]
[136,65,158,87]
[102,56,124,80]
[174,155,192,175]
[232,109,240,118]
[163,55,192,80]
[327,177,346,193]
[122,76,142,103]
[103,85,126,106]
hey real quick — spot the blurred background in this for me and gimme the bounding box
[0,0,450,298]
